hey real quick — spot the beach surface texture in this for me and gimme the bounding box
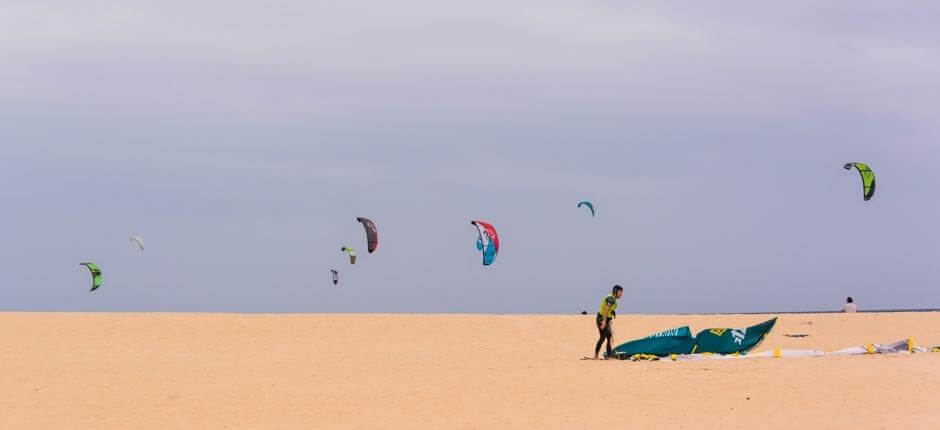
[2,312,939,429]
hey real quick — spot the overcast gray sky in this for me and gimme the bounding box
[2,1,939,313]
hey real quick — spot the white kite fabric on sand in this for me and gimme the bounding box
[626,338,939,362]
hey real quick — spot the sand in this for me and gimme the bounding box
[2,312,939,429]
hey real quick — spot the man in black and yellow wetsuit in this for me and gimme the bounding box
[594,285,623,359]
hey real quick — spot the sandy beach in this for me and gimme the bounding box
[2,312,939,429]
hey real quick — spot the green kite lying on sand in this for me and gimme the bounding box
[606,318,777,359]
[605,318,940,361]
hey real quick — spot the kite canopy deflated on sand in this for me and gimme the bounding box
[843,162,875,201]
[625,338,940,362]
[608,318,777,359]
[80,262,103,292]
[470,220,499,266]
[356,217,378,253]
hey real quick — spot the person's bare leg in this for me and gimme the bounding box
[593,336,603,359]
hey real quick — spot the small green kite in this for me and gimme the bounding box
[843,162,875,201]
[341,246,357,264]
[80,262,102,292]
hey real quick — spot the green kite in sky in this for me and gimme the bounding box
[341,246,357,264]
[843,162,875,201]
[80,262,102,292]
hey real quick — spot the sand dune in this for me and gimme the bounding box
[2,312,939,429]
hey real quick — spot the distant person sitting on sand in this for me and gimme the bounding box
[842,297,858,313]
[593,285,623,359]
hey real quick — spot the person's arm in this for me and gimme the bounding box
[599,296,616,328]
[604,296,616,319]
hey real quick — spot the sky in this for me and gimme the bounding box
[2,1,939,313]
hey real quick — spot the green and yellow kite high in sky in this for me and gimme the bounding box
[844,162,875,201]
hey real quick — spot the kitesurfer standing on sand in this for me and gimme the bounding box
[593,285,623,359]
